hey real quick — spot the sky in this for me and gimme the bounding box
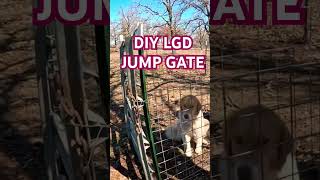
[110,0,134,22]
[110,0,196,23]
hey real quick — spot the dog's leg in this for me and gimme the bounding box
[195,136,203,154]
[182,134,192,157]
[277,152,300,180]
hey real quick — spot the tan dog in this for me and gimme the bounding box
[165,95,210,157]
[222,105,299,180]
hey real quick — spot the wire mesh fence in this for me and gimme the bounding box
[211,47,320,180]
[145,62,210,179]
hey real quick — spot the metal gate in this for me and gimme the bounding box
[120,24,159,180]
[34,20,109,180]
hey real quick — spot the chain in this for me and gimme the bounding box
[127,86,145,135]
[61,98,91,175]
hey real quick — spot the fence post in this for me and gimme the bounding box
[304,0,311,46]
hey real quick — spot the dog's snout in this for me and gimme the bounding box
[237,165,252,180]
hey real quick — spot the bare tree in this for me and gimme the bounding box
[117,6,152,38]
[136,0,189,54]
[137,0,188,37]
[182,0,209,33]
[194,25,208,50]
[110,21,120,47]
[118,7,141,37]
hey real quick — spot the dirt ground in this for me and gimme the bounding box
[0,1,106,179]
[0,0,45,179]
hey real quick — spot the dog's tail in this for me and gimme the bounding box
[164,125,182,141]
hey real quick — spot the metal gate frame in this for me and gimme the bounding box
[33,9,109,180]
[120,23,161,180]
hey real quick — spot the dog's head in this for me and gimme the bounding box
[174,95,202,122]
[224,105,293,180]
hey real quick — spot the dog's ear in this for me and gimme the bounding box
[273,124,293,170]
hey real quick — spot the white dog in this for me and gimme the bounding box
[222,104,300,180]
[165,95,210,157]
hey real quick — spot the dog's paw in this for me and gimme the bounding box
[185,149,193,157]
[203,139,209,145]
[195,147,203,155]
